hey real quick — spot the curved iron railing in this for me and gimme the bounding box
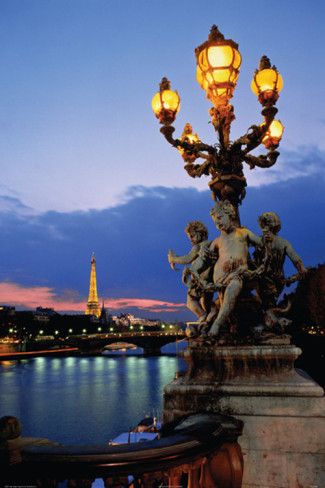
[1,414,243,487]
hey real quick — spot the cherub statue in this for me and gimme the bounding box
[255,211,307,330]
[207,200,262,337]
[168,221,217,323]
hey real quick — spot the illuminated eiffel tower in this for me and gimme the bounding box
[85,253,101,318]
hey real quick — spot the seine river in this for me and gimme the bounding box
[0,344,186,445]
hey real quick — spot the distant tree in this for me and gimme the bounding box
[287,263,325,388]
[289,263,325,331]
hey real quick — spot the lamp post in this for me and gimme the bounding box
[152,25,284,212]
[152,30,323,488]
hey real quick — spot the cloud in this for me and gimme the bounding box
[246,146,325,187]
[0,282,84,311]
[0,154,324,320]
[107,298,185,313]
[0,194,34,215]
[0,282,186,315]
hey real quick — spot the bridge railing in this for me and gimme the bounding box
[1,414,243,488]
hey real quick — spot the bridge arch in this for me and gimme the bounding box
[66,331,185,356]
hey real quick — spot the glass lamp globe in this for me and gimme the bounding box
[178,123,200,163]
[195,25,241,107]
[152,77,180,125]
[261,119,284,148]
[251,56,283,106]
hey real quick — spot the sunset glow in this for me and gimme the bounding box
[0,282,186,314]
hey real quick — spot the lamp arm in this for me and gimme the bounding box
[195,151,211,161]
[234,125,264,154]
[177,139,216,156]
[184,159,213,178]
[196,142,217,154]
[160,126,215,155]
[235,120,273,155]
[262,105,278,126]
[244,150,279,169]
[234,104,278,155]
[160,125,178,146]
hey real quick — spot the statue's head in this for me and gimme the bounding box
[0,416,21,441]
[210,200,237,232]
[185,221,208,244]
[258,212,281,234]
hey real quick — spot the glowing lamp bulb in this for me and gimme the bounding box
[178,123,200,163]
[251,56,283,106]
[262,119,284,148]
[152,77,180,125]
[195,25,241,107]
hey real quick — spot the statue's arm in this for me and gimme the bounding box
[209,238,219,253]
[284,240,307,274]
[194,241,218,273]
[168,245,199,265]
[246,229,262,247]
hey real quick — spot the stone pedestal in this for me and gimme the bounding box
[163,343,325,488]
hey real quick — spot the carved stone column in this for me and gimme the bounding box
[163,342,325,488]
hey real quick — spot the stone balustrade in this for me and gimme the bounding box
[0,413,243,488]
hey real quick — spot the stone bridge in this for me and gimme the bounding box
[65,331,185,355]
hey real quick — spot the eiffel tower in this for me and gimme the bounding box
[85,253,101,318]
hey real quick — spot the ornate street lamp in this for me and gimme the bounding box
[152,25,284,210]
[151,28,322,488]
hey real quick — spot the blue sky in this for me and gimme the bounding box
[0,1,324,319]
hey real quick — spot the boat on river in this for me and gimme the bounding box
[109,416,161,445]
[103,342,137,352]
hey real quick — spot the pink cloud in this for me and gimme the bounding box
[0,282,85,311]
[105,298,185,312]
[0,282,186,313]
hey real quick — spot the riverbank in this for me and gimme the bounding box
[0,347,79,360]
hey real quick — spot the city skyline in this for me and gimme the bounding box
[0,1,324,320]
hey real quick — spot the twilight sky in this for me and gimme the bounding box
[0,1,324,319]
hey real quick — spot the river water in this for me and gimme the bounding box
[0,344,187,445]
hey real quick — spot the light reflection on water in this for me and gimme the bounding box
[0,346,186,445]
